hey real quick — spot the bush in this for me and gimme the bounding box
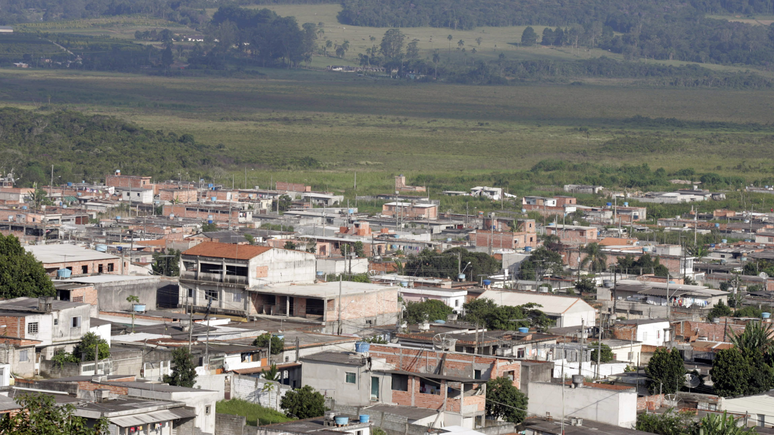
[254,334,285,355]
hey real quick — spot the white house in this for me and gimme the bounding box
[478,290,597,327]
[527,380,637,428]
[119,188,154,204]
[612,319,671,347]
[400,287,468,312]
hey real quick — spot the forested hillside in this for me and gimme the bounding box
[0,108,213,186]
[338,0,774,66]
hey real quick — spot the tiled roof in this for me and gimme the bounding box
[182,242,271,260]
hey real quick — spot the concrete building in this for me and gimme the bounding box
[179,242,316,315]
[119,188,154,204]
[470,186,502,201]
[160,188,198,203]
[563,185,604,195]
[163,204,252,224]
[105,173,154,192]
[382,202,438,220]
[399,287,468,311]
[612,319,671,347]
[527,380,637,428]
[722,392,774,428]
[0,297,92,365]
[26,244,121,277]
[544,224,599,245]
[61,274,163,313]
[478,290,597,328]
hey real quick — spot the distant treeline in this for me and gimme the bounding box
[338,0,774,67]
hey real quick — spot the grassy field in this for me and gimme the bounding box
[0,66,772,194]
[14,16,189,40]
[216,399,293,426]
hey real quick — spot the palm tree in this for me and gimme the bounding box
[728,321,774,356]
[581,243,607,272]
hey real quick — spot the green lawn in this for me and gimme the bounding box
[216,399,294,426]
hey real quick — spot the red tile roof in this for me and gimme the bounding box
[182,242,271,260]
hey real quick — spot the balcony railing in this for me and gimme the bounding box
[180,271,247,285]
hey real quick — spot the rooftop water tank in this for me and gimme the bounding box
[518,327,529,333]
[355,342,370,353]
[359,415,370,424]
[483,279,491,286]
[95,244,108,252]
[57,268,71,279]
[763,312,771,319]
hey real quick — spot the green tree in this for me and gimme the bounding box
[590,342,614,363]
[485,376,528,423]
[575,276,597,294]
[0,233,55,298]
[201,221,219,232]
[521,27,538,46]
[73,332,110,362]
[27,184,52,212]
[274,194,292,212]
[404,299,453,324]
[519,247,564,280]
[406,38,420,59]
[635,408,695,435]
[161,46,174,68]
[646,348,685,395]
[0,393,110,434]
[280,385,325,419]
[284,241,297,250]
[581,242,608,272]
[254,333,285,355]
[710,348,749,397]
[707,300,732,321]
[380,28,405,61]
[353,241,365,258]
[152,249,181,276]
[697,411,756,434]
[262,363,281,381]
[164,347,198,388]
[728,319,774,355]
[244,234,256,245]
[404,247,499,281]
[463,298,553,331]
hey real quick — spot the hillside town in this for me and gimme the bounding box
[0,170,773,435]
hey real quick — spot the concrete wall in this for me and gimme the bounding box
[127,387,218,435]
[316,258,369,275]
[302,360,391,407]
[93,276,161,312]
[216,413,247,435]
[527,382,637,428]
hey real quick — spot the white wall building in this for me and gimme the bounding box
[527,381,637,428]
[479,290,597,328]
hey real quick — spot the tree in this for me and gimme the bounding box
[27,184,52,211]
[581,243,608,272]
[698,411,756,434]
[353,241,365,258]
[707,300,732,321]
[152,248,181,276]
[164,347,198,388]
[262,363,281,381]
[406,39,419,59]
[73,332,110,362]
[728,319,774,355]
[575,276,597,294]
[463,298,553,331]
[404,299,453,324]
[244,234,256,245]
[646,348,684,395]
[519,247,564,280]
[161,46,174,68]
[457,39,465,49]
[404,247,499,281]
[447,34,453,53]
[254,333,285,355]
[380,28,405,61]
[590,342,614,363]
[0,393,109,435]
[201,221,219,232]
[284,241,297,250]
[0,233,55,298]
[635,408,695,435]
[521,27,538,46]
[485,376,528,423]
[274,194,292,212]
[280,385,325,419]
[476,37,483,46]
[127,295,139,333]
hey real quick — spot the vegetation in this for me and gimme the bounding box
[485,376,528,424]
[646,348,685,395]
[404,299,453,324]
[581,243,607,273]
[614,254,670,277]
[463,298,553,331]
[152,249,181,276]
[216,399,294,426]
[73,332,110,362]
[280,385,326,419]
[707,300,733,320]
[200,222,219,232]
[404,247,500,281]
[519,247,564,280]
[164,346,198,388]
[0,393,109,434]
[0,234,55,298]
[590,342,614,363]
[254,333,285,355]
[636,408,696,435]
[711,322,774,397]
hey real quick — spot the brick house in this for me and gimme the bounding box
[159,188,198,203]
[26,244,121,277]
[544,224,598,245]
[382,201,438,220]
[105,173,155,193]
[162,203,252,224]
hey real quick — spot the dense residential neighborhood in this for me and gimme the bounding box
[0,171,773,435]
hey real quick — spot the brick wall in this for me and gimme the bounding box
[612,324,637,341]
[216,413,247,435]
[0,316,26,339]
[160,189,198,203]
[71,286,98,306]
[637,394,665,411]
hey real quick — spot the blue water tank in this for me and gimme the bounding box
[722,239,727,243]
[95,244,107,252]
[518,327,529,334]
[763,312,771,319]
[208,183,213,188]
[458,274,466,280]
[116,216,121,220]
[67,182,73,187]
[359,415,370,424]
[211,197,217,202]
[434,320,446,324]
[316,271,324,277]
[208,220,213,224]
[400,281,408,287]
[606,202,612,207]
[117,246,123,252]
[354,342,370,353]
[21,205,27,210]
[710,244,716,248]
[483,279,492,286]
[334,417,349,426]
[715,223,720,228]
[57,268,71,279]
[624,202,629,207]
[525,247,532,252]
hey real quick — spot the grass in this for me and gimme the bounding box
[216,399,294,426]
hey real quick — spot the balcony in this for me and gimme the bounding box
[180,271,248,285]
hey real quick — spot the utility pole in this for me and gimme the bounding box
[579,318,584,377]
[595,327,603,380]
[337,275,343,335]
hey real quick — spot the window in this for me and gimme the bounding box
[107,263,114,272]
[98,264,103,274]
[419,379,440,395]
[54,319,58,326]
[205,290,218,301]
[233,293,242,303]
[72,316,81,328]
[391,374,408,391]
[345,372,356,384]
[188,288,194,298]
[455,299,459,307]
[473,370,482,380]
[81,265,88,274]
[205,405,211,415]
[27,322,38,334]
[19,350,28,362]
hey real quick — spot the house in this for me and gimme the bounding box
[159,188,198,203]
[521,417,653,434]
[302,192,344,206]
[564,185,604,195]
[119,187,154,204]
[73,393,199,435]
[470,186,502,201]
[59,274,163,313]
[26,244,121,277]
[178,242,316,315]
[396,328,558,359]
[399,287,467,311]
[105,172,154,192]
[0,297,92,366]
[527,380,637,428]
[395,175,426,193]
[382,201,438,220]
[478,291,597,328]
[163,204,252,224]
[722,391,774,427]
[611,319,671,347]
[544,224,599,245]
[603,280,729,319]
[256,414,372,435]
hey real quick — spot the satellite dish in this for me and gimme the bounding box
[684,373,701,389]
[759,272,769,280]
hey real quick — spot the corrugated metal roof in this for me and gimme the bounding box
[182,242,271,260]
[110,408,196,427]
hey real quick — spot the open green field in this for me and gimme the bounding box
[0,66,773,193]
[14,16,189,40]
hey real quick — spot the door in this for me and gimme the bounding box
[370,377,380,401]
